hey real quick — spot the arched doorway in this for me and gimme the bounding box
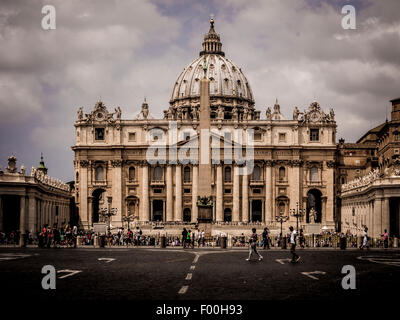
[183,208,191,222]
[2,195,20,233]
[307,189,322,223]
[92,189,106,224]
[224,208,232,222]
[152,200,163,221]
[126,196,139,221]
[251,200,262,222]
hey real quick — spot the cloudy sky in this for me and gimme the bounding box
[0,0,399,181]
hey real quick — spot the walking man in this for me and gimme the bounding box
[246,228,263,261]
[262,227,270,250]
[182,228,187,249]
[289,226,300,263]
[382,229,389,248]
[360,226,370,250]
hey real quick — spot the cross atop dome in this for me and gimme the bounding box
[200,17,225,57]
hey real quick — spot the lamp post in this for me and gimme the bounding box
[275,211,289,240]
[99,196,117,235]
[289,202,304,232]
[123,211,135,231]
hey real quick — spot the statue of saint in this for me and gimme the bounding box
[293,106,299,120]
[77,107,83,120]
[115,107,122,119]
[309,207,317,223]
[266,107,272,120]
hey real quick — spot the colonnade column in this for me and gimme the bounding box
[175,165,182,221]
[19,196,26,245]
[216,164,223,222]
[0,196,3,232]
[242,168,249,223]
[141,164,149,221]
[166,165,173,221]
[383,197,390,234]
[88,197,93,227]
[373,198,382,238]
[265,161,272,224]
[28,195,36,234]
[232,165,240,222]
[191,165,198,223]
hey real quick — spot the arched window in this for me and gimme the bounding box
[278,167,285,181]
[153,166,162,181]
[76,171,79,182]
[95,166,104,181]
[310,166,318,182]
[253,165,261,180]
[278,202,285,215]
[184,166,191,182]
[129,167,135,181]
[224,167,232,182]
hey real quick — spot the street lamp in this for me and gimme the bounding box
[289,202,304,232]
[275,211,289,240]
[123,210,135,230]
[99,196,117,234]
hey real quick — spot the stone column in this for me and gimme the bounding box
[166,165,173,221]
[112,160,123,226]
[242,169,249,222]
[19,196,26,245]
[232,165,240,222]
[0,196,3,232]
[265,162,272,224]
[141,165,149,221]
[383,197,390,234]
[175,165,182,221]
[79,161,89,229]
[373,198,382,238]
[28,195,37,234]
[216,164,223,222]
[191,165,199,223]
[88,197,93,227]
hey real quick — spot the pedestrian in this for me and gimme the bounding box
[182,228,187,249]
[360,226,369,250]
[262,227,270,250]
[246,228,263,261]
[187,230,194,249]
[382,229,389,248]
[299,228,305,248]
[289,226,300,263]
[197,230,202,247]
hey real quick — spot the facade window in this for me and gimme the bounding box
[310,166,319,182]
[394,132,400,141]
[278,167,285,181]
[153,166,163,181]
[224,132,231,142]
[279,133,286,142]
[278,202,286,215]
[76,171,79,182]
[95,128,105,140]
[224,167,232,182]
[128,132,136,141]
[310,129,319,141]
[253,165,261,180]
[95,166,104,181]
[129,167,135,181]
[184,166,191,182]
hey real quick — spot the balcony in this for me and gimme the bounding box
[151,180,165,187]
[249,180,264,187]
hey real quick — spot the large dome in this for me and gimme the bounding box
[170,54,254,104]
[166,19,256,121]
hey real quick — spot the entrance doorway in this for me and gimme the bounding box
[306,189,322,223]
[251,200,262,222]
[2,195,20,234]
[183,208,191,222]
[152,200,163,221]
[224,208,232,222]
[92,189,106,224]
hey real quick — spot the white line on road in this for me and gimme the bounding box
[0,253,32,261]
[301,271,326,280]
[190,265,196,270]
[57,269,82,279]
[178,285,189,294]
[275,258,291,265]
[185,273,192,280]
[193,254,199,264]
[98,258,115,263]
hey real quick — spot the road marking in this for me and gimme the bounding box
[190,265,196,270]
[185,273,192,280]
[0,253,32,261]
[357,255,400,267]
[276,258,291,265]
[98,258,115,263]
[178,285,189,294]
[301,271,326,280]
[193,254,199,264]
[57,269,82,279]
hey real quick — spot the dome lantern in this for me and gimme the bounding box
[200,18,224,57]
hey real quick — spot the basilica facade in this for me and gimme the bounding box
[72,19,337,234]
